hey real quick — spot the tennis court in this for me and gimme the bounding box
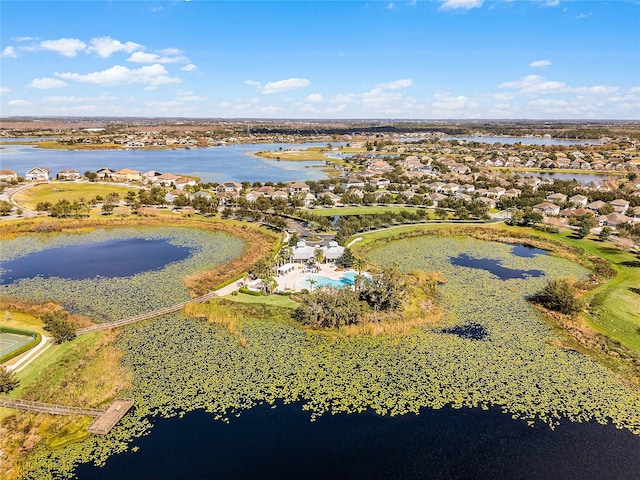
[0,331,36,358]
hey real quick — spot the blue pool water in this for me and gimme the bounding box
[298,271,358,290]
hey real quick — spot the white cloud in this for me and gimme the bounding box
[306,93,324,103]
[499,75,566,94]
[42,96,91,103]
[629,87,640,94]
[388,2,397,10]
[252,78,310,94]
[158,48,182,56]
[542,0,560,7]
[57,64,181,88]
[2,46,17,58]
[89,37,142,58]
[15,36,36,42]
[7,99,35,107]
[181,64,197,72]
[179,95,207,102]
[0,87,11,95]
[529,59,552,68]
[27,77,68,89]
[127,51,187,64]
[439,0,483,11]
[40,38,87,57]
[576,12,592,19]
[376,79,412,90]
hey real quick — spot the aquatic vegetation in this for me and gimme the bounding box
[13,234,640,478]
[0,227,245,322]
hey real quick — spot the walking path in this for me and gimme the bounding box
[6,334,51,373]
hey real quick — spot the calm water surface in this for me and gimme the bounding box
[0,142,334,183]
[0,238,192,284]
[73,403,640,480]
[444,136,598,146]
[450,253,544,280]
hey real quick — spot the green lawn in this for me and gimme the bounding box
[13,182,137,210]
[303,205,428,217]
[535,230,640,351]
[223,292,299,309]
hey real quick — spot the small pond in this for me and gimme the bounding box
[450,253,545,280]
[0,238,192,284]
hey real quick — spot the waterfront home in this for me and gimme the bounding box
[25,166,51,181]
[0,169,18,182]
[57,169,80,181]
[288,182,310,194]
[164,189,188,204]
[113,168,143,182]
[217,181,243,194]
[175,177,197,189]
[96,167,116,179]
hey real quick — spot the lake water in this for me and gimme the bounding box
[0,142,333,183]
[73,402,640,480]
[526,171,610,183]
[0,238,192,284]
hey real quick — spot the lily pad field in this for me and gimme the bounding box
[3,227,639,478]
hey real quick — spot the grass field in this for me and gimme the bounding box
[303,205,429,217]
[12,182,138,210]
[223,292,299,309]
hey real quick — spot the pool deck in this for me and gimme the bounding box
[275,264,357,292]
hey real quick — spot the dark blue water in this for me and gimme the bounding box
[74,403,640,480]
[0,238,192,284]
[511,244,548,258]
[451,254,544,280]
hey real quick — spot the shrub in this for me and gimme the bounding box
[532,279,584,315]
[0,366,19,393]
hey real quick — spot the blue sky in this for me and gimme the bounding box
[1,1,639,119]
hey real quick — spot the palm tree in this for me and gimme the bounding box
[313,247,325,266]
[308,278,317,292]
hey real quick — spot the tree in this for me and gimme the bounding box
[41,311,76,344]
[531,279,584,315]
[435,208,448,221]
[340,248,355,268]
[599,227,611,242]
[0,367,19,393]
[313,247,325,266]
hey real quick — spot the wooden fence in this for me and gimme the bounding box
[76,291,219,335]
[0,397,103,417]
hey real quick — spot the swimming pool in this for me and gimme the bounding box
[297,271,359,290]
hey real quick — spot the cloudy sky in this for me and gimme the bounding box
[1,0,639,119]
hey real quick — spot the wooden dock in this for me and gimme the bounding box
[87,399,135,434]
[0,397,134,435]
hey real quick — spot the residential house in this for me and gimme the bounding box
[164,189,188,203]
[154,173,181,186]
[57,169,80,181]
[174,177,197,189]
[0,169,18,182]
[533,202,561,216]
[288,182,310,194]
[217,181,243,194]
[25,167,51,181]
[96,167,115,179]
[569,194,589,207]
[610,199,630,214]
[598,213,634,228]
[546,192,567,204]
[113,168,143,182]
[369,177,391,189]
